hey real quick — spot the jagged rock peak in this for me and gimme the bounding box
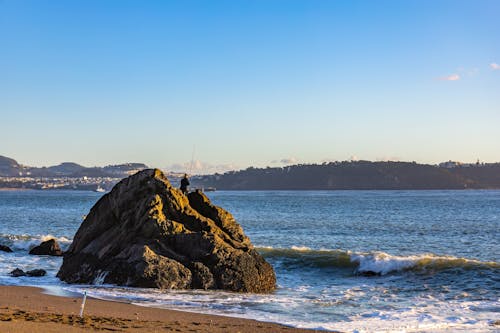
[57,169,276,292]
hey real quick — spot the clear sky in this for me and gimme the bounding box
[1,0,499,173]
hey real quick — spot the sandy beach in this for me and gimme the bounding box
[0,286,322,333]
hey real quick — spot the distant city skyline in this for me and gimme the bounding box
[1,0,499,173]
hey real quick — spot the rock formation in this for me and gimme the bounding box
[10,268,25,277]
[0,245,13,253]
[29,239,63,256]
[9,268,47,277]
[57,169,275,292]
[26,269,47,277]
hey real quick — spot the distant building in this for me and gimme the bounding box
[439,160,478,168]
[439,160,462,168]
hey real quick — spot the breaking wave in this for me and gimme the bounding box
[0,233,72,251]
[257,246,500,275]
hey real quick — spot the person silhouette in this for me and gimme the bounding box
[180,174,190,194]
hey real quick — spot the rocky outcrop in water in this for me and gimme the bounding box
[10,268,25,277]
[57,169,275,292]
[29,239,63,256]
[0,245,13,253]
[26,269,47,277]
[10,268,46,277]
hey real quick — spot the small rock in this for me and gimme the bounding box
[0,245,13,253]
[357,270,381,277]
[29,239,63,256]
[10,268,26,277]
[26,269,46,277]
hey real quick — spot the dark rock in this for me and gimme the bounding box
[26,269,47,277]
[0,245,13,252]
[10,268,26,277]
[357,270,381,277]
[57,169,276,292]
[191,261,216,290]
[29,239,63,256]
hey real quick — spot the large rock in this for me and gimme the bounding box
[29,239,63,256]
[57,169,275,292]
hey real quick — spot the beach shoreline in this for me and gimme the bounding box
[0,188,33,191]
[0,286,324,333]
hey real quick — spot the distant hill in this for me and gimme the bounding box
[0,156,21,177]
[0,155,148,178]
[194,161,500,190]
[3,155,500,190]
[47,162,86,176]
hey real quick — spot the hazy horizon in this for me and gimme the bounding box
[1,0,499,174]
[2,152,497,176]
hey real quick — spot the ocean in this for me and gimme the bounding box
[0,189,499,332]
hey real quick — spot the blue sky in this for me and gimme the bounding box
[1,0,499,173]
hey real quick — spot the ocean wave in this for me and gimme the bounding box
[0,233,72,251]
[257,247,500,275]
[62,285,499,333]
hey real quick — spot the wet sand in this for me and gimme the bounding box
[0,286,324,333]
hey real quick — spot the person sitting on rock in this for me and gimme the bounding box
[180,174,190,194]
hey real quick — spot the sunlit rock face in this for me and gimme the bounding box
[57,169,276,293]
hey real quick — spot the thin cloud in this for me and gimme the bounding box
[438,74,460,81]
[490,63,500,70]
[165,160,238,175]
[280,157,298,165]
[271,157,299,165]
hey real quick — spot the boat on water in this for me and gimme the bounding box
[95,185,106,193]
[203,187,216,192]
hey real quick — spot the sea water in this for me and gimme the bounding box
[0,190,498,332]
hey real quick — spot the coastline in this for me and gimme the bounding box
[0,188,32,191]
[0,286,323,333]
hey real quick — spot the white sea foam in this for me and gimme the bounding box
[351,252,419,275]
[57,284,499,333]
[290,245,312,251]
[0,233,71,287]
[0,233,72,251]
[330,299,499,333]
[93,271,109,285]
[350,251,499,275]
[258,246,499,274]
[40,234,72,244]
[0,252,63,287]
